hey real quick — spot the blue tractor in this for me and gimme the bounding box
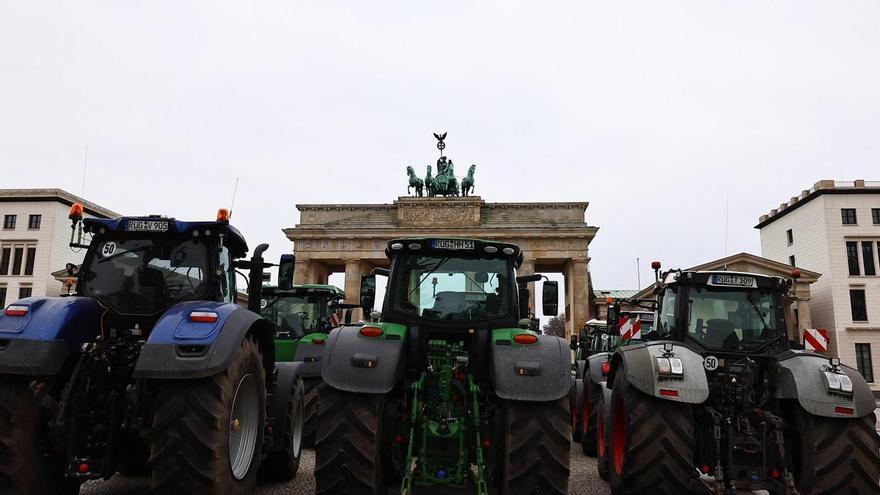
[0,206,306,494]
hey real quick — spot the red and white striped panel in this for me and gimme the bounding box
[618,316,642,341]
[330,311,341,328]
[804,328,828,352]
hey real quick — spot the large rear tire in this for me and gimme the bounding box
[596,397,609,481]
[581,379,598,456]
[0,376,73,495]
[500,397,571,495]
[571,378,584,443]
[790,407,880,495]
[260,376,304,482]
[314,386,385,495]
[302,377,322,447]
[149,335,266,495]
[608,366,701,495]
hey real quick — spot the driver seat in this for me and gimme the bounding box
[704,319,738,349]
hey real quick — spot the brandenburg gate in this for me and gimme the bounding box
[283,196,598,338]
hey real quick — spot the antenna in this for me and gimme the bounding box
[229,177,239,219]
[636,257,641,288]
[80,145,89,197]
[724,196,729,256]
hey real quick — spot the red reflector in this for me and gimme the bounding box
[700,464,711,474]
[394,435,403,444]
[834,406,854,415]
[4,306,28,317]
[78,463,90,474]
[601,362,611,375]
[659,389,679,398]
[311,338,325,345]
[513,334,538,345]
[359,326,384,338]
[190,311,218,323]
[770,469,780,479]
[482,439,491,449]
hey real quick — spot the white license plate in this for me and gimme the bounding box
[432,239,475,250]
[126,220,170,232]
[710,274,756,287]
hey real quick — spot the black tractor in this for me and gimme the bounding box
[602,268,880,495]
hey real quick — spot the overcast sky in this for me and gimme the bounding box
[2,2,878,303]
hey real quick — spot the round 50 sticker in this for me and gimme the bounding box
[101,242,117,257]
[704,355,719,371]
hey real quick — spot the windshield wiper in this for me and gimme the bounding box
[409,257,449,297]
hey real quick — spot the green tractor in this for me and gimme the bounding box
[315,238,572,494]
[259,275,358,445]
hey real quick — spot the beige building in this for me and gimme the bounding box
[757,179,880,389]
[284,196,598,338]
[0,189,117,306]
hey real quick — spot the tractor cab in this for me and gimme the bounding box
[655,270,790,355]
[260,285,346,339]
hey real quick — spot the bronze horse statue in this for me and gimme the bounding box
[407,166,424,197]
[424,165,435,197]
[461,164,476,196]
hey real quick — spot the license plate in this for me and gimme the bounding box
[126,219,170,232]
[431,239,475,250]
[709,274,756,288]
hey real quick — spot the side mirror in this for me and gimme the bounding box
[542,281,559,316]
[278,254,295,290]
[570,334,578,350]
[607,305,619,328]
[518,287,531,318]
[360,274,376,311]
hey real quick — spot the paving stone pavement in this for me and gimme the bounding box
[80,445,610,495]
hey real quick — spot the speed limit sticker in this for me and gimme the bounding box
[704,356,719,371]
[101,242,117,257]
[260,299,268,309]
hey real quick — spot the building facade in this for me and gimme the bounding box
[757,179,880,389]
[0,189,117,307]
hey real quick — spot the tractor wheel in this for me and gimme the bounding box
[500,397,571,495]
[302,377,323,447]
[608,366,700,495]
[0,376,73,495]
[315,386,385,494]
[260,376,304,482]
[149,335,266,495]
[571,378,584,443]
[790,406,880,495]
[581,379,598,457]
[596,401,609,481]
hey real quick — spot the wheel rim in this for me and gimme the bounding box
[229,373,259,480]
[612,392,626,475]
[598,409,605,457]
[291,392,304,458]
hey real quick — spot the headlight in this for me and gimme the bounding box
[657,357,683,376]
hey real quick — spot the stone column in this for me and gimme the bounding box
[518,258,537,315]
[293,259,311,285]
[563,258,590,340]
[344,260,371,321]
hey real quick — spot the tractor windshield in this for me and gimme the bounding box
[390,254,511,321]
[81,236,211,315]
[685,285,782,351]
[260,294,325,338]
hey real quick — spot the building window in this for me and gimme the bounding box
[2,215,15,230]
[11,248,23,276]
[786,229,793,245]
[841,208,858,225]
[789,255,796,267]
[863,242,877,276]
[0,248,9,275]
[17,287,32,299]
[850,289,868,321]
[27,214,41,230]
[0,287,6,307]
[846,241,860,275]
[23,248,36,276]
[873,208,880,225]
[855,343,874,382]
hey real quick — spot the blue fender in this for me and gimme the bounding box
[0,297,101,376]
[134,301,275,380]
